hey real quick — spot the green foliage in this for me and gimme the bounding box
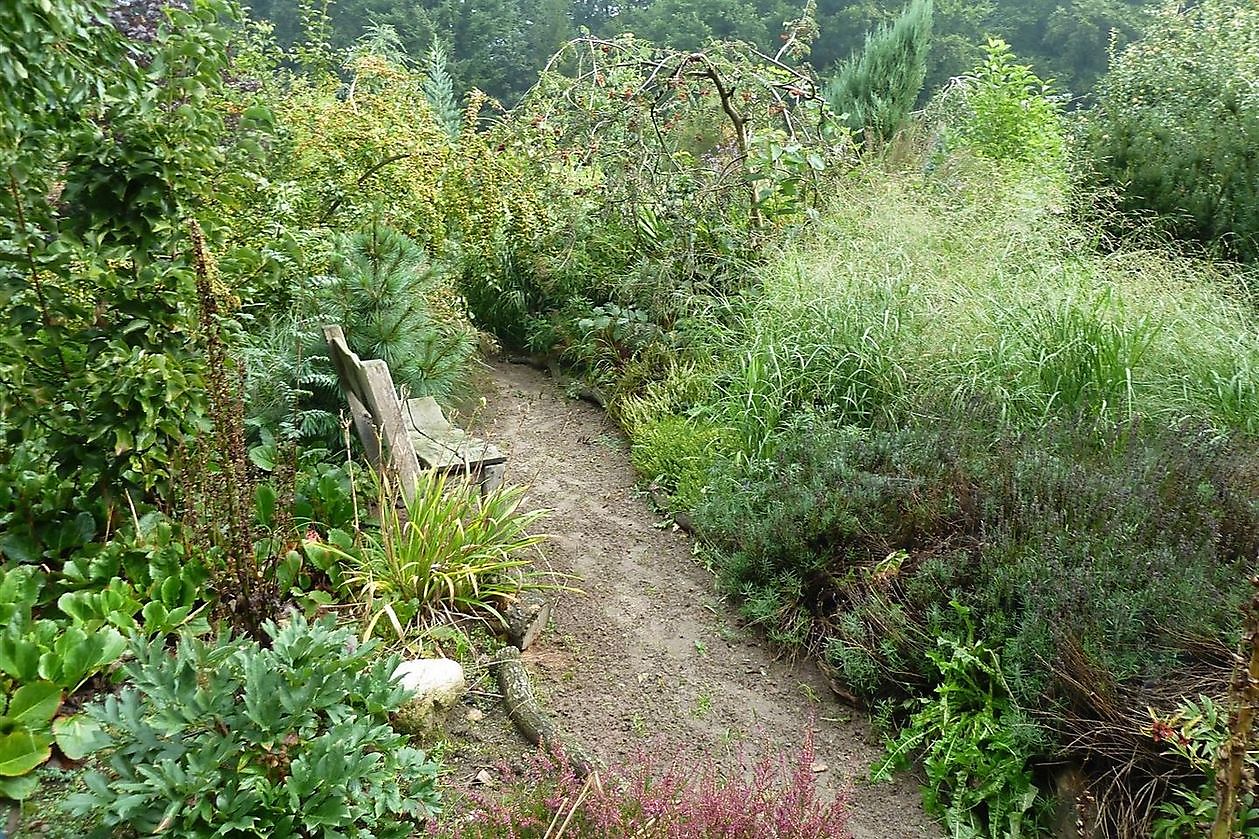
[647,172,1259,827]
[952,38,1064,168]
[0,0,251,564]
[0,567,123,695]
[642,176,1259,440]
[71,615,442,837]
[250,0,1156,113]
[328,472,548,642]
[825,0,934,143]
[238,314,343,444]
[1080,0,1259,262]
[423,38,462,139]
[630,415,732,510]
[874,613,1046,839]
[451,33,837,349]
[696,410,1257,696]
[318,223,475,405]
[1151,696,1259,838]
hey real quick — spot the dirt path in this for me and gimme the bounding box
[472,360,937,839]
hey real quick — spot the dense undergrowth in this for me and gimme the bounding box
[3,0,1259,836]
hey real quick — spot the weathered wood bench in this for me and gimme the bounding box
[322,324,506,499]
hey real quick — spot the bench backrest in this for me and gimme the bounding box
[322,324,422,495]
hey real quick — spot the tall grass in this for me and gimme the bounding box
[629,171,1259,458]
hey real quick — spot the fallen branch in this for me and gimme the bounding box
[492,647,601,778]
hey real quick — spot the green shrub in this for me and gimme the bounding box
[1081,0,1259,262]
[72,614,441,836]
[694,409,1255,837]
[630,415,732,510]
[968,423,1256,701]
[825,0,934,143]
[951,38,1064,169]
[697,415,1256,709]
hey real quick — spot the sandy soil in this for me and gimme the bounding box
[449,360,938,839]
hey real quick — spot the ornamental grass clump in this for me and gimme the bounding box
[439,735,851,838]
[338,471,549,641]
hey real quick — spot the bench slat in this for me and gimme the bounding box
[323,324,506,499]
[405,398,506,471]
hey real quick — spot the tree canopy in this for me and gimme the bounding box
[246,0,1157,104]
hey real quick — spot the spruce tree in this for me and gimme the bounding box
[824,0,933,143]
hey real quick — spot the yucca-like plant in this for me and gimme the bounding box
[332,471,549,642]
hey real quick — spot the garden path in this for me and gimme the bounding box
[470,360,938,839]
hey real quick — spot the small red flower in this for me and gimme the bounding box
[1150,720,1177,743]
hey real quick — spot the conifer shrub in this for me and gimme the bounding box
[318,223,475,403]
[1081,0,1259,262]
[825,0,934,143]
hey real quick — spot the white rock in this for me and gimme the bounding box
[391,658,466,736]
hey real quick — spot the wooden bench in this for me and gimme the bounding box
[322,324,506,499]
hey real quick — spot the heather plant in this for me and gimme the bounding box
[439,736,851,838]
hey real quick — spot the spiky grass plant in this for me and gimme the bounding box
[333,471,549,642]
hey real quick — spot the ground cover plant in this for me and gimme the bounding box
[72,615,442,837]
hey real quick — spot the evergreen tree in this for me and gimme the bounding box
[824,0,934,143]
[423,38,461,138]
[319,224,475,404]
